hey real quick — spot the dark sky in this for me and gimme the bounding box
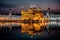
[0,0,60,13]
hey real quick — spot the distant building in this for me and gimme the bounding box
[9,9,12,17]
[46,8,52,17]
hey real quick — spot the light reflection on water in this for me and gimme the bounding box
[0,26,60,40]
[12,29,60,40]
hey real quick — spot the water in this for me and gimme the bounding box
[0,26,60,40]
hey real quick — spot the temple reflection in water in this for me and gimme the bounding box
[0,6,60,36]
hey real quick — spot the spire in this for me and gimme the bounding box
[30,5,36,8]
[37,7,42,12]
[21,7,25,13]
[47,8,51,13]
[9,9,12,17]
[46,8,51,17]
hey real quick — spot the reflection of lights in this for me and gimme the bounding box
[0,8,60,36]
[33,23,41,31]
[20,10,49,35]
[0,10,49,36]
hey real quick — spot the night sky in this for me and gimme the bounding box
[0,0,60,13]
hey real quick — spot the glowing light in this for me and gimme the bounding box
[30,5,36,8]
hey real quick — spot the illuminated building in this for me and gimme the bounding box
[0,7,60,35]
